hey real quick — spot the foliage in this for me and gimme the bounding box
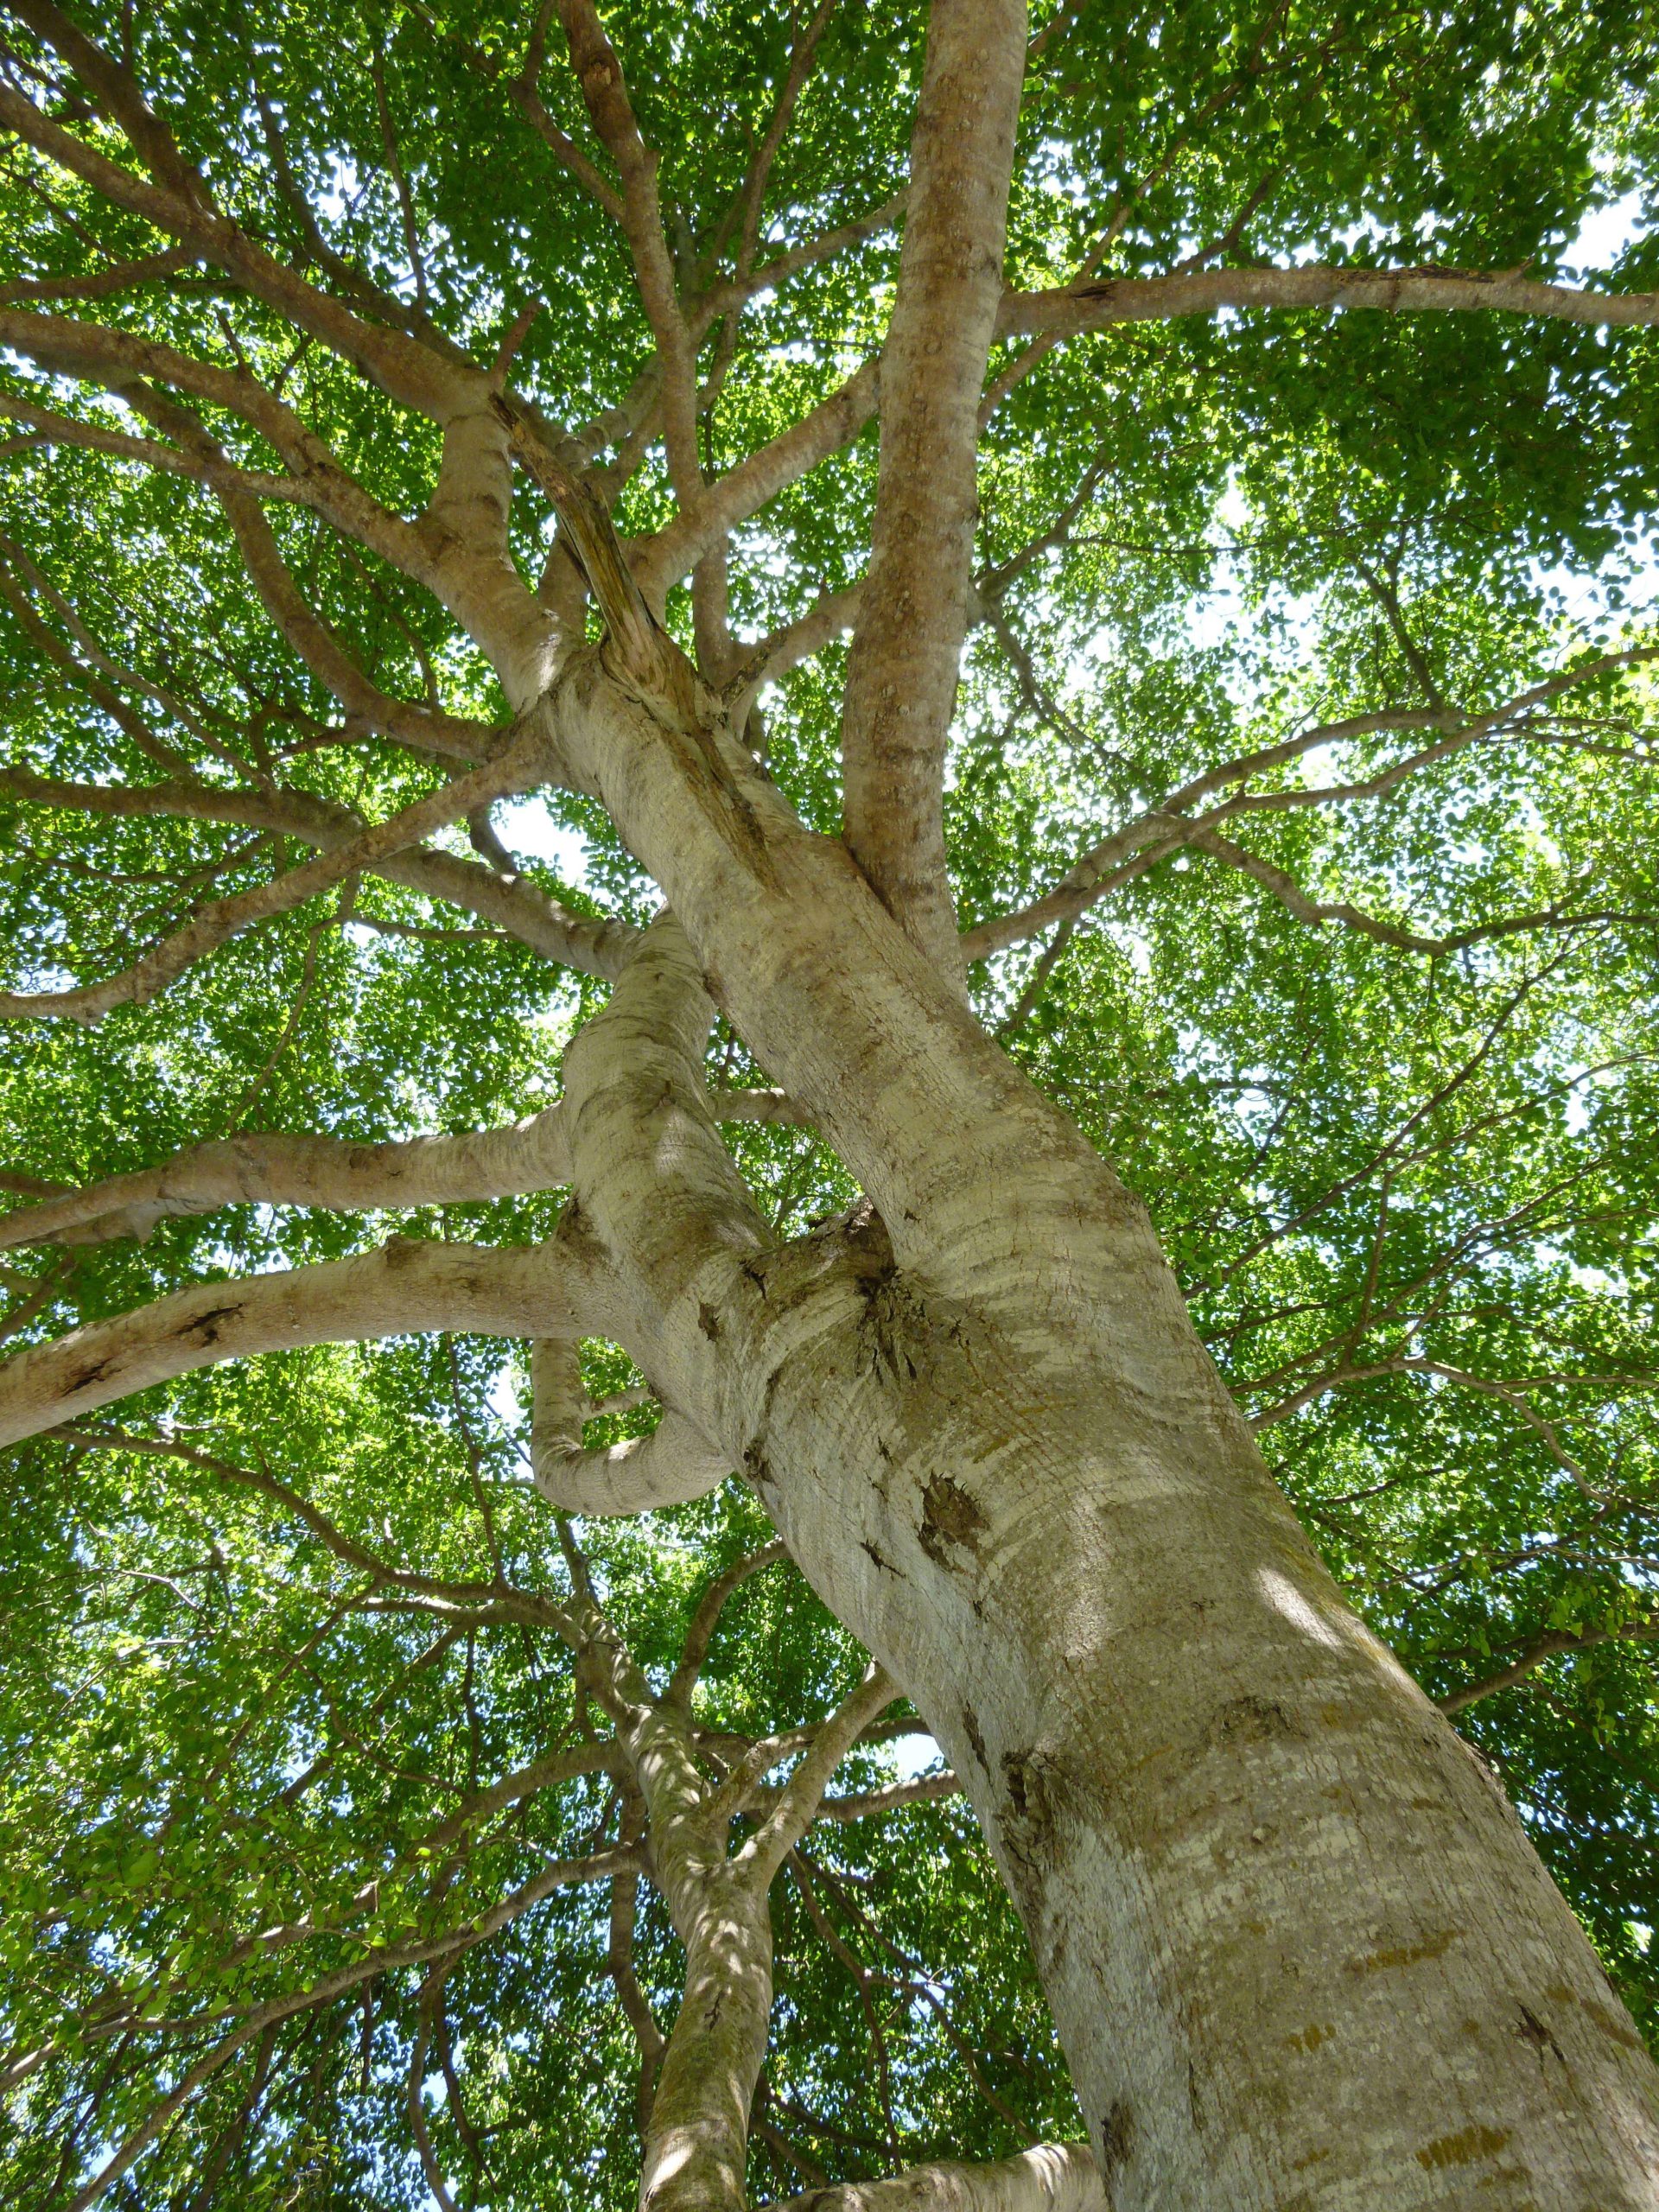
[1,0,1658,2202]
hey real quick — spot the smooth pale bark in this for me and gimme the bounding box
[639,1847,776,2212]
[529,1334,730,1515]
[564,1549,774,2212]
[760,2144,1104,2212]
[0,1238,586,1444]
[0,1115,575,1247]
[634,1664,896,2212]
[550,664,1659,2209]
[16,618,1648,2202]
[0,1088,797,1249]
[839,0,1027,980]
[998,264,1659,338]
[11,16,1659,2194]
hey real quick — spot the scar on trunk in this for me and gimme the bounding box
[179,1303,243,1343]
[1207,1693,1302,1746]
[1516,2002,1565,2063]
[741,1443,775,1489]
[1000,1746,1064,1875]
[960,1703,988,1771]
[917,1473,985,1566]
[1097,2099,1134,2181]
[1414,2121,1510,2171]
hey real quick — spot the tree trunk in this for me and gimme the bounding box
[742,1206,1659,2207]
[556,665,1659,2208]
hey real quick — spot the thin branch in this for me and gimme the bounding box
[0,13,461,414]
[665,1539,790,1708]
[0,242,197,302]
[740,1664,895,1880]
[700,194,906,327]
[408,1970,461,2212]
[370,53,429,313]
[634,359,880,609]
[1439,1618,1659,1715]
[768,1770,962,1823]
[0,762,639,978]
[963,644,1659,957]
[551,0,700,497]
[54,1421,579,1633]
[0,733,556,1024]
[58,1840,642,2211]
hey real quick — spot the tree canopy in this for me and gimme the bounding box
[3,0,1659,2204]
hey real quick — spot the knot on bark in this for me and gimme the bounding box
[918,1472,985,1567]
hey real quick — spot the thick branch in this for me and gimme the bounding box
[202,461,499,763]
[999,264,1659,338]
[536,1408,732,1515]
[759,2144,1105,2212]
[839,0,1027,981]
[561,914,772,1403]
[0,1086,800,1250]
[0,386,301,504]
[0,1111,574,1249]
[0,243,197,303]
[0,307,437,577]
[529,1332,729,1516]
[0,1237,587,1446]
[493,396,672,693]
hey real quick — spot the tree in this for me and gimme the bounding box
[3,0,1659,2200]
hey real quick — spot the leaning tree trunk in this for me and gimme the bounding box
[741,1214,1659,2207]
[555,658,1659,2209]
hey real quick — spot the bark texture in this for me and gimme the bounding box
[545,664,1659,2207]
[839,0,1027,981]
[7,7,1659,2202]
[761,2143,1104,2212]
